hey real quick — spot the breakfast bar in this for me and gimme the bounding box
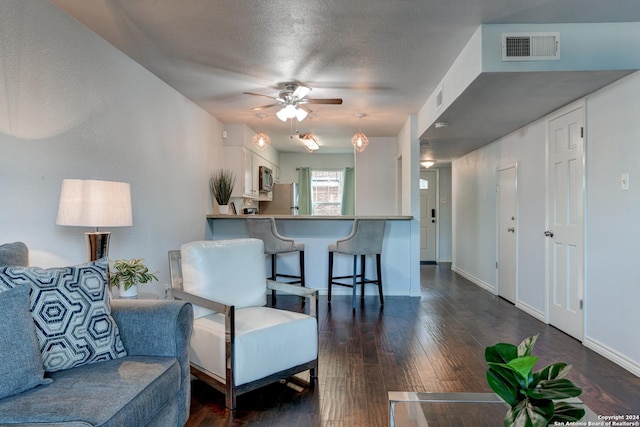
[206,215,416,297]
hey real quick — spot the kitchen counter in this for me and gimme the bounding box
[207,214,412,220]
[206,214,418,297]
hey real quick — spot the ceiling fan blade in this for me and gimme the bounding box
[243,91,276,100]
[292,85,311,99]
[251,103,280,111]
[306,98,343,105]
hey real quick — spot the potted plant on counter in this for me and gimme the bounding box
[109,258,158,298]
[210,169,236,214]
[485,334,585,426]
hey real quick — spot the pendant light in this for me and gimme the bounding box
[252,113,270,151]
[298,114,319,152]
[352,113,369,153]
[300,133,319,152]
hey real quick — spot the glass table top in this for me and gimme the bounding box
[388,392,600,427]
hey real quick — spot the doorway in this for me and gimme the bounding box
[546,105,585,341]
[497,165,517,304]
[420,170,437,263]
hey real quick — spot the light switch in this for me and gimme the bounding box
[621,173,629,191]
[440,197,447,204]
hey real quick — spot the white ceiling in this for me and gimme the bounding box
[50,0,640,160]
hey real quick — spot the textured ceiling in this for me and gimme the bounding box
[51,0,640,158]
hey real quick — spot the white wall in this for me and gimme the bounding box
[436,167,453,262]
[355,137,397,215]
[397,115,421,295]
[0,1,223,294]
[584,71,640,373]
[452,71,640,375]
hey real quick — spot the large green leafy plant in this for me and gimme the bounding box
[485,334,585,427]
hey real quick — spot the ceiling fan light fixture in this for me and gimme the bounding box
[276,104,307,122]
[276,107,289,122]
[295,107,308,122]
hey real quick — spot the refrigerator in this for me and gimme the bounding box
[259,183,299,215]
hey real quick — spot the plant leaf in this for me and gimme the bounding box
[549,402,586,423]
[528,378,583,400]
[485,342,518,363]
[532,363,572,388]
[505,398,554,427]
[517,334,539,358]
[507,356,539,381]
[487,368,519,407]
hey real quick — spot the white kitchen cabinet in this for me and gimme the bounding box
[224,146,258,198]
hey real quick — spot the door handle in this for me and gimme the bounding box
[507,227,515,233]
[544,230,554,238]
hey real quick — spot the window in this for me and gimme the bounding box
[419,178,429,189]
[311,169,343,215]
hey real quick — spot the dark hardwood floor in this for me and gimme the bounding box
[186,264,640,426]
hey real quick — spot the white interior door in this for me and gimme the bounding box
[547,106,585,341]
[498,166,517,304]
[420,171,437,262]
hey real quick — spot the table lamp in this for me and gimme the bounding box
[56,179,133,261]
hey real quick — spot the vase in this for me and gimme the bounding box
[218,204,230,215]
[119,283,138,298]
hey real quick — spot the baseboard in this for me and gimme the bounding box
[584,337,640,377]
[515,301,545,322]
[451,265,497,294]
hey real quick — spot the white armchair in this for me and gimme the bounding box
[168,238,318,409]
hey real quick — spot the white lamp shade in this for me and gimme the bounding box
[56,179,133,228]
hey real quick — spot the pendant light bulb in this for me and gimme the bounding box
[252,114,270,151]
[352,113,369,153]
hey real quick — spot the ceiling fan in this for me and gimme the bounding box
[243,82,343,122]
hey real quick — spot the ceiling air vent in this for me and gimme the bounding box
[435,86,444,111]
[502,32,560,61]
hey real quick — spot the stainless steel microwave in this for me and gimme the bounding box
[259,166,273,192]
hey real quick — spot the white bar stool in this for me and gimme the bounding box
[327,218,386,309]
[247,217,305,302]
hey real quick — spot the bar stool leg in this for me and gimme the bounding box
[299,250,306,287]
[328,252,334,303]
[360,254,366,300]
[376,253,384,305]
[352,255,357,310]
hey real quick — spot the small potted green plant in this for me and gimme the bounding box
[210,169,236,214]
[485,334,585,426]
[109,258,158,298]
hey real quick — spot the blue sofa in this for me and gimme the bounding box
[0,299,193,426]
[0,243,194,426]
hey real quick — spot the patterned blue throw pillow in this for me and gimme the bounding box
[0,258,127,372]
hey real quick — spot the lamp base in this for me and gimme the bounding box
[85,232,111,261]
